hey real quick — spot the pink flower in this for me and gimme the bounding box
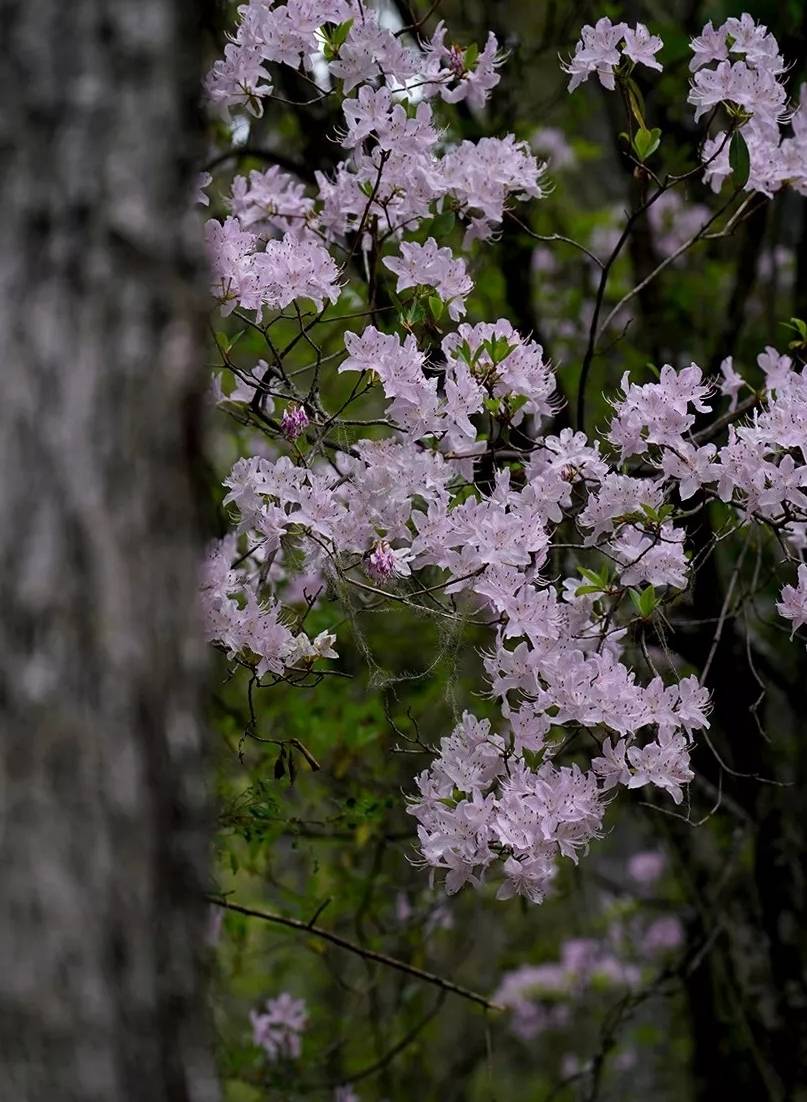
[628,851,666,884]
[383,238,473,321]
[250,992,307,1061]
[622,24,663,72]
[627,730,694,805]
[642,916,684,954]
[777,563,807,636]
[563,17,628,92]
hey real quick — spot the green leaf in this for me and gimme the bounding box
[729,130,750,189]
[428,294,444,320]
[522,747,543,770]
[332,18,353,48]
[455,339,473,365]
[323,17,353,58]
[632,126,661,162]
[580,566,608,586]
[625,79,647,129]
[629,586,658,618]
[464,43,479,70]
[576,584,603,596]
[404,301,424,326]
[483,335,514,365]
[432,210,456,236]
[783,316,807,339]
[640,587,658,618]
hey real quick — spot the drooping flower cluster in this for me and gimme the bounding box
[205,219,341,315]
[199,2,807,913]
[201,534,337,678]
[203,1,545,287]
[689,15,796,196]
[494,937,642,1040]
[408,713,604,902]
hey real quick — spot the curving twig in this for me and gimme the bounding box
[208,896,500,1010]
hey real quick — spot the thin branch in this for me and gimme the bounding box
[208,897,500,1010]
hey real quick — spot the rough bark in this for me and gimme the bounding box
[0,3,217,1100]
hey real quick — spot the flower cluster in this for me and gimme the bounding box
[563,17,663,93]
[205,219,341,315]
[494,849,682,1041]
[201,534,337,678]
[199,3,807,913]
[250,992,307,1061]
[204,1,545,292]
[690,15,797,196]
[564,13,807,200]
[383,238,472,321]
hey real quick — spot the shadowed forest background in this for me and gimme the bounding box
[200,2,807,1101]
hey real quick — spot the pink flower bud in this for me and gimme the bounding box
[367,539,396,580]
[280,404,309,440]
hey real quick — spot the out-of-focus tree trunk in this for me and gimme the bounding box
[0,3,217,1100]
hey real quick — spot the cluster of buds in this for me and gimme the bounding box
[367,539,396,580]
[366,539,413,581]
[280,404,309,440]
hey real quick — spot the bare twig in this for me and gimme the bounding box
[208,896,500,1010]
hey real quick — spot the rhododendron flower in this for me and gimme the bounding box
[206,43,273,118]
[757,346,793,391]
[719,355,745,410]
[250,992,307,1061]
[563,19,663,93]
[622,24,663,71]
[421,23,503,109]
[383,238,472,320]
[229,165,314,237]
[627,729,694,805]
[562,17,627,92]
[329,11,417,92]
[777,564,807,636]
[688,16,792,196]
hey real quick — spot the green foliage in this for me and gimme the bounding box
[729,129,751,188]
[632,126,662,162]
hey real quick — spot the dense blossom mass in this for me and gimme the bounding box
[199,0,807,926]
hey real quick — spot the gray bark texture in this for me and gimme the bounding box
[0,2,218,1100]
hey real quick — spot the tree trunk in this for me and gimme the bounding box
[0,3,217,1100]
